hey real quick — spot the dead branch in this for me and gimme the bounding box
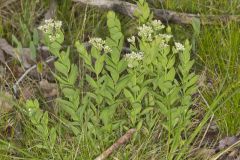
[72,0,240,25]
[94,128,136,160]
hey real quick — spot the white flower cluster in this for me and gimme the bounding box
[127,36,136,44]
[125,52,144,60]
[38,19,62,42]
[159,42,169,48]
[159,34,173,41]
[89,38,105,50]
[89,37,112,53]
[125,51,144,68]
[138,24,154,42]
[174,42,185,51]
[151,20,165,31]
[137,20,166,42]
[103,45,112,53]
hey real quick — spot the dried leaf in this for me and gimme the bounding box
[0,38,16,58]
[22,86,35,100]
[0,49,5,63]
[0,92,13,114]
[0,65,5,78]
[219,136,239,150]
[228,149,239,159]
[196,148,215,159]
[21,48,35,68]
[39,79,58,98]
[0,38,35,68]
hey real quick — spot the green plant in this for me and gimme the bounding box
[38,19,81,136]
[75,11,130,142]
[37,0,199,159]
[25,99,56,157]
[198,22,240,135]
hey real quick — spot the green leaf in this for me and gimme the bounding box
[33,28,39,45]
[12,35,23,52]
[117,59,128,73]
[70,125,80,136]
[166,68,175,81]
[56,31,64,44]
[54,61,69,77]
[86,75,98,88]
[124,89,135,103]
[91,47,99,59]
[100,105,116,126]
[41,112,48,126]
[49,42,61,56]
[106,65,119,83]
[69,64,78,85]
[49,128,56,149]
[167,57,175,69]
[62,88,77,99]
[191,18,201,37]
[134,0,152,23]
[75,41,92,67]
[37,62,43,73]
[137,87,148,101]
[136,120,143,130]
[95,54,105,75]
[56,98,74,109]
[140,107,154,116]
[115,75,131,94]
[53,73,68,84]
[29,41,37,60]
[131,103,142,116]
[60,104,79,121]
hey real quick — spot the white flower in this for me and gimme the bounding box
[160,42,169,48]
[125,52,144,60]
[38,19,62,42]
[54,21,62,28]
[103,45,112,53]
[175,42,185,51]
[159,34,173,41]
[127,36,136,44]
[151,20,165,31]
[89,37,105,50]
[89,37,112,52]
[125,51,144,68]
[138,24,154,42]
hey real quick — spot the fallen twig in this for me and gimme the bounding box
[72,0,240,25]
[94,128,136,160]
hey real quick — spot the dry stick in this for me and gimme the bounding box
[94,128,136,160]
[72,0,240,25]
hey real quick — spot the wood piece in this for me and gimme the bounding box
[72,0,240,25]
[94,128,136,160]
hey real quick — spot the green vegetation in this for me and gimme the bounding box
[1,0,240,159]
